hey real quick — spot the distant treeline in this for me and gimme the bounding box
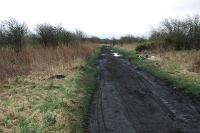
[87,35,145,44]
[149,14,200,50]
[0,18,145,51]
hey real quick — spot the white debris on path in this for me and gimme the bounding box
[148,55,161,61]
[113,52,121,57]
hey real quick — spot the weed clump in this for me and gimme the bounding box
[135,41,156,52]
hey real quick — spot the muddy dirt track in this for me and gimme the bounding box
[87,46,200,133]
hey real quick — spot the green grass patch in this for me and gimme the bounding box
[19,118,38,133]
[69,47,101,132]
[115,48,200,95]
[41,48,101,132]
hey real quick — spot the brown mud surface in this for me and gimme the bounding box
[87,46,200,133]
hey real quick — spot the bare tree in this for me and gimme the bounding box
[0,24,6,47]
[2,18,28,51]
[36,24,77,47]
[150,15,200,50]
[55,26,74,46]
[36,23,57,47]
[74,29,87,45]
[120,34,145,44]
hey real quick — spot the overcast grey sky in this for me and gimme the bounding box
[0,0,200,38]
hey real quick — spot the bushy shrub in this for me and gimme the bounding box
[150,15,200,50]
[36,24,79,47]
[135,41,156,52]
[0,18,101,49]
[0,18,28,51]
[120,34,146,44]
[36,24,58,47]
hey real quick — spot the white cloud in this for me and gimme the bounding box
[0,0,199,38]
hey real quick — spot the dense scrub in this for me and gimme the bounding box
[135,41,156,52]
[0,19,90,50]
[0,18,101,82]
[149,15,200,50]
[135,15,200,73]
[0,18,146,51]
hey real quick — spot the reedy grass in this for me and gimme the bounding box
[0,46,100,133]
[0,44,96,83]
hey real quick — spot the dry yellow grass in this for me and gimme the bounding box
[144,50,200,82]
[156,50,200,73]
[0,44,96,83]
[119,44,200,82]
[0,44,98,132]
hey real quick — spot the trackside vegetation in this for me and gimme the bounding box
[136,15,200,52]
[0,48,100,132]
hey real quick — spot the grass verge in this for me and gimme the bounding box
[115,48,200,95]
[0,48,100,133]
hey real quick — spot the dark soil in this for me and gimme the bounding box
[49,74,66,79]
[87,46,200,133]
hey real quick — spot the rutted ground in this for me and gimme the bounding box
[87,46,200,133]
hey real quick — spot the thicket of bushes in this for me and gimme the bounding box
[0,18,146,51]
[0,19,28,51]
[136,15,200,52]
[135,41,156,52]
[0,18,95,51]
[120,35,146,44]
[152,15,200,50]
[87,35,146,45]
